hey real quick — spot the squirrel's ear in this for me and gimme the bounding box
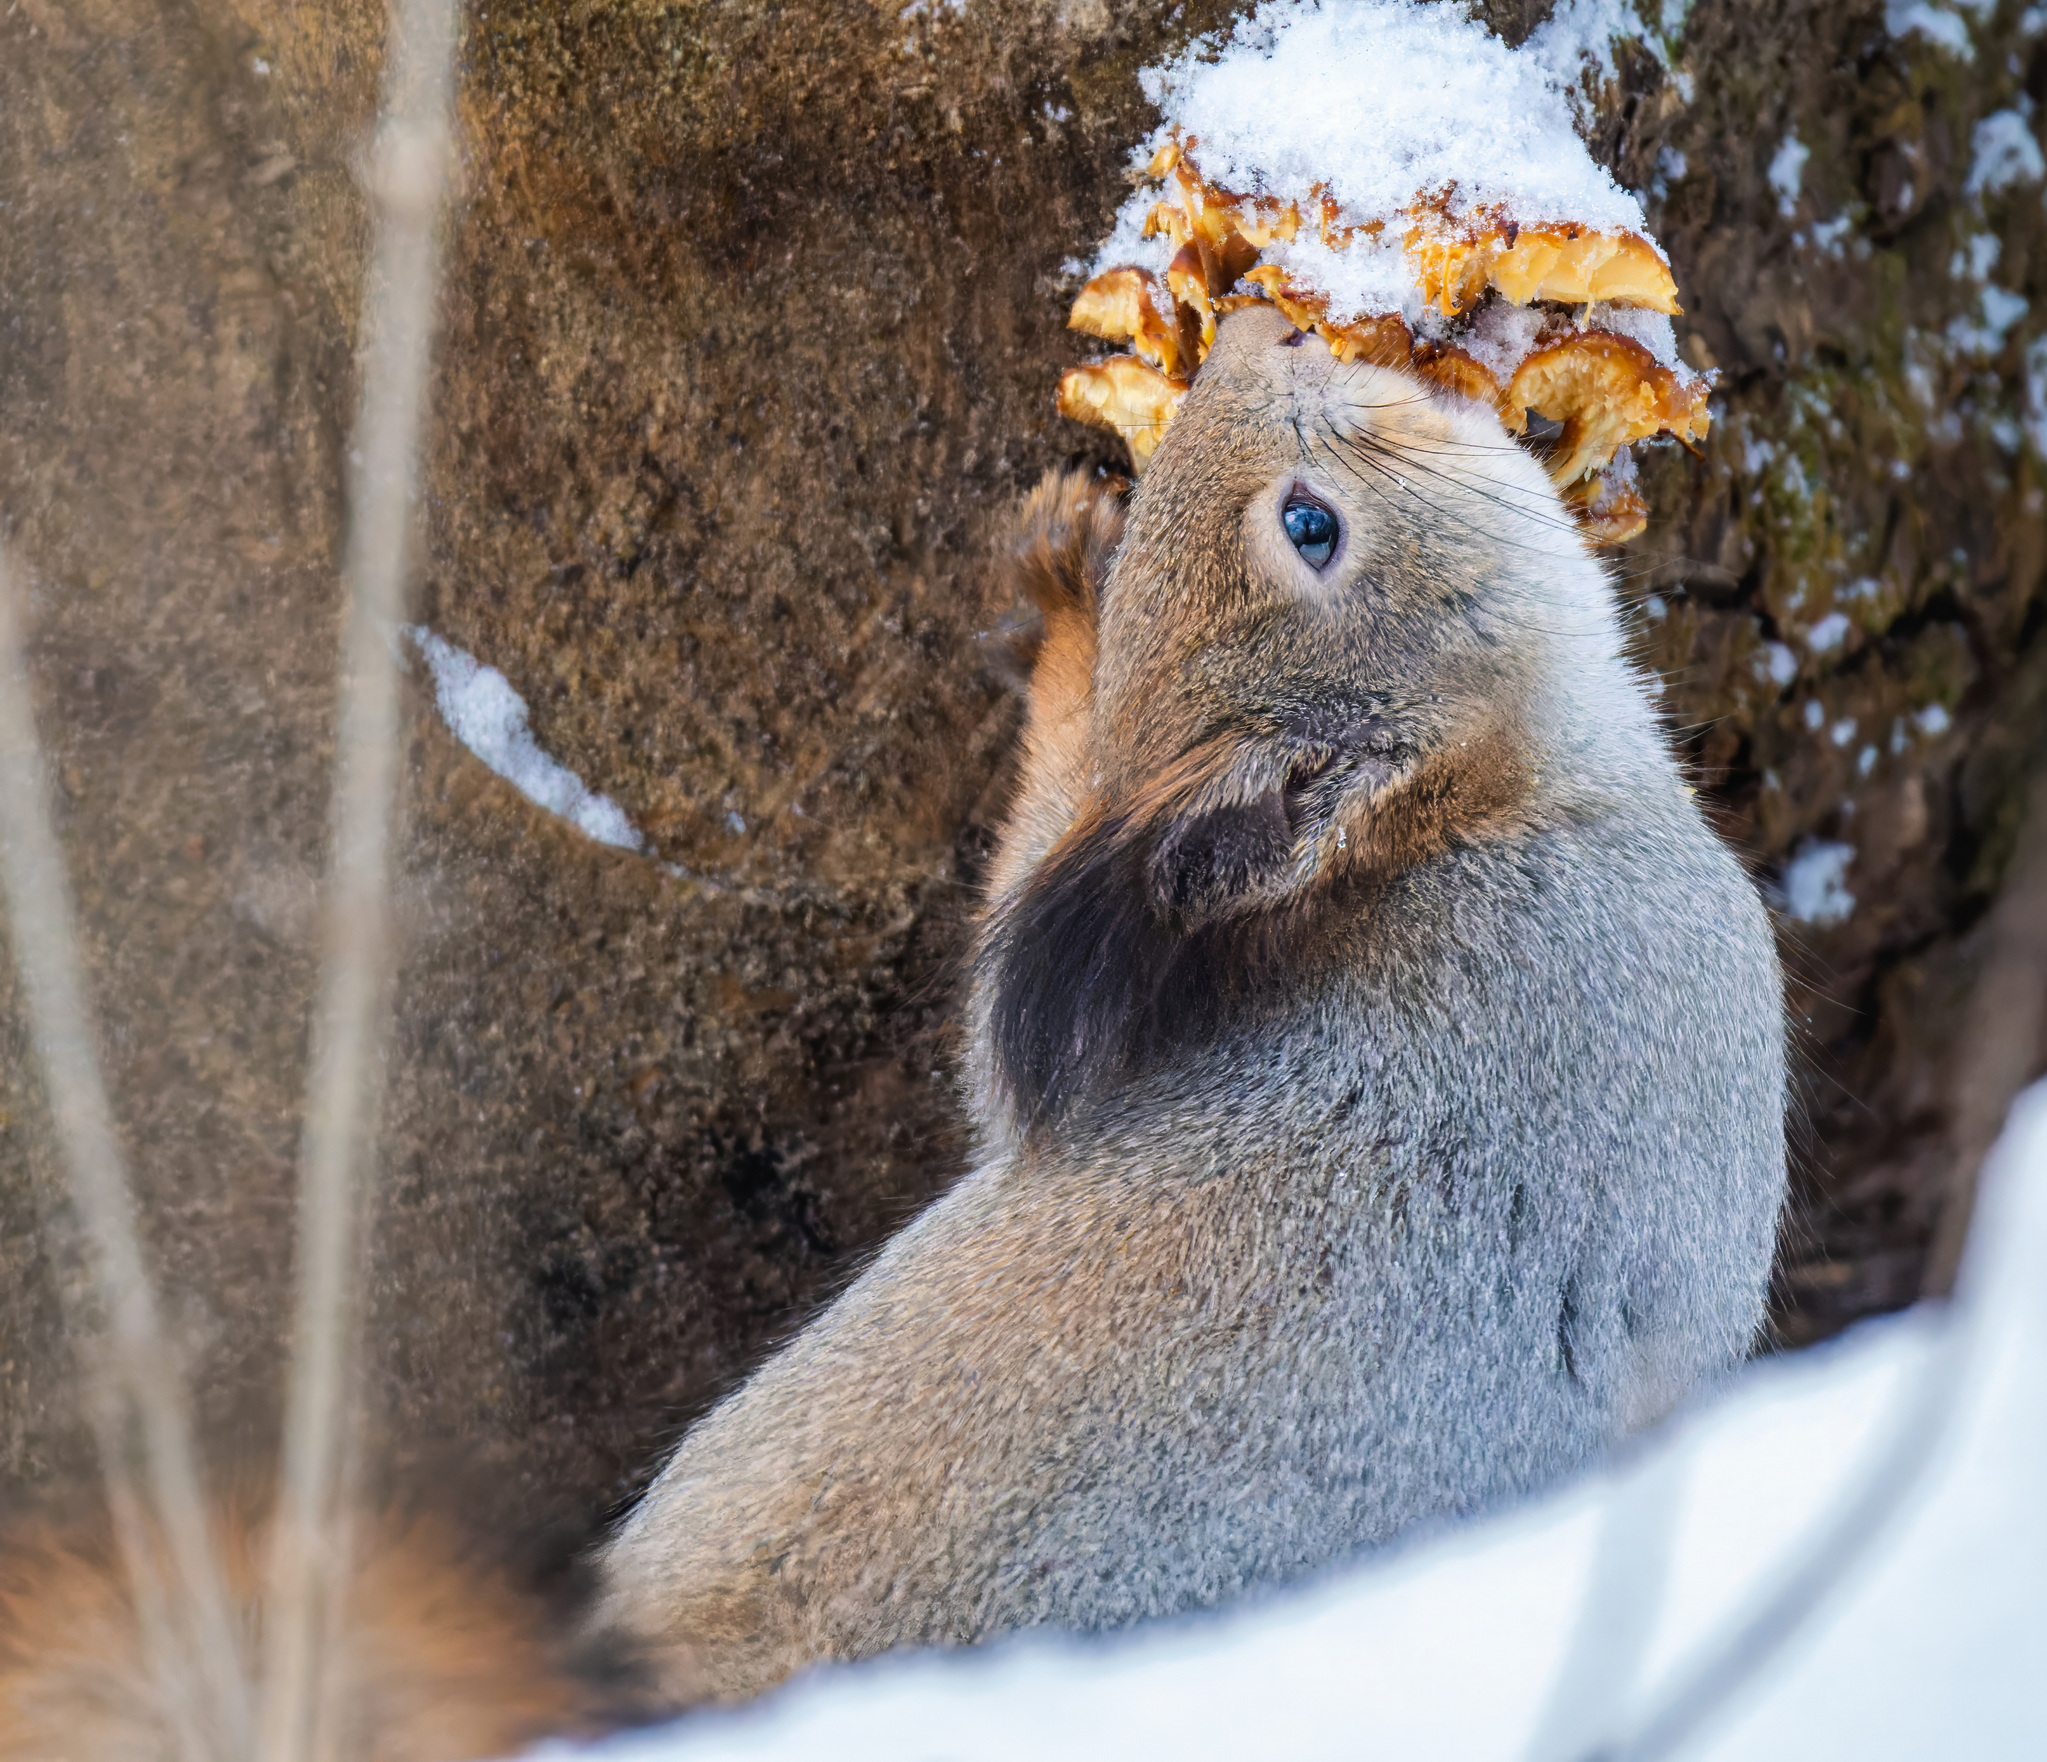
[1145,790,1296,929]
[985,808,1180,1125]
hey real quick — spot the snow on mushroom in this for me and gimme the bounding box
[1055,0,1711,546]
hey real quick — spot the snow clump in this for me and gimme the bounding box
[1966,109,2046,196]
[1096,0,1655,334]
[1782,838,1857,926]
[409,627,648,853]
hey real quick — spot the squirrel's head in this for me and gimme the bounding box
[986,302,1642,1130]
[1095,301,1581,901]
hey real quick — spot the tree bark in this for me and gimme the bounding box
[1,0,2042,1555]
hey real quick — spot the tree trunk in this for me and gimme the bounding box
[2,0,2042,1554]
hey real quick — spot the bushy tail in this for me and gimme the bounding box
[0,1494,602,1762]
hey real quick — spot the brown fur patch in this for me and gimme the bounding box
[995,468,1125,697]
[984,470,1127,901]
[0,1498,595,1761]
[1327,724,1535,884]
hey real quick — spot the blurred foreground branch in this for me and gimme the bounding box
[254,0,460,1756]
[0,539,251,1758]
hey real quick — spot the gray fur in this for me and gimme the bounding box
[594,307,1786,1705]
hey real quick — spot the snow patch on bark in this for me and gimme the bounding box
[409,627,647,853]
[1782,838,1857,925]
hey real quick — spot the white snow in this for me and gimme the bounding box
[1945,232,2026,354]
[1916,702,1953,737]
[1767,133,1808,216]
[1949,284,2029,355]
[1259,228,1416,334]
[1806,213,1854,255]
[409,626,647,852]
[2026,336,2047,456]
[1782,837,1856,925]
[528,1080,2047,1762]
[1886,0,1978,58]
[1805,610,1850,652]
[1582,301,1682,366]
[1760,640,1798,687]
[1953,230,2002,280]
[1523,0,1649,86]
[1525,0,1696,95]
[1967,109,2046,195]
[1097,0,1652,328]
[1461,298,1548,379]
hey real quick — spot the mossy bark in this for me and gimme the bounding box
[2,0,2042,1554]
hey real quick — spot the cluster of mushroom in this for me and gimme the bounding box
[1057,139,1710,546]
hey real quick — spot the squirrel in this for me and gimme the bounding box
[0,307,1786,1744]
[589,304,1788,1707]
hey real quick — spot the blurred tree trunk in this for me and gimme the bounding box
[2,0,2043,1554]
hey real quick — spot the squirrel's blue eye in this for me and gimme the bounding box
[1282,495,1338,568]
